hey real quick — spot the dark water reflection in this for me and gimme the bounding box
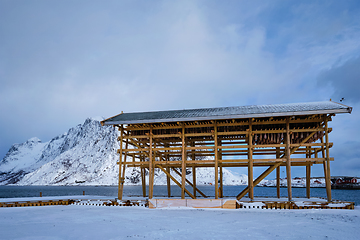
[0,185,359,205]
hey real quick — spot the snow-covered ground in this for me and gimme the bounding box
[0,204,359,239]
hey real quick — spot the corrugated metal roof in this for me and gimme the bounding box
[101,101,352,125]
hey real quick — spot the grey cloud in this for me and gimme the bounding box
[317,56,360,104]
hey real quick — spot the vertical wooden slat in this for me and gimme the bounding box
[191,141,196,198]
[219,139,223,198]
[306,146,311,199]
[324,116,332,201]
[141,155,146,197]
[166,144,171,198]
[117,125,124,200]
[214,122,219,199]
[149,126,154,199]
[181,124,186,199]
[286,117,292,201]
[276,147,280,198]
[119,136,129,199]
[248,119,254,200]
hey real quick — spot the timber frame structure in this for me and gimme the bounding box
[101,101,352,202]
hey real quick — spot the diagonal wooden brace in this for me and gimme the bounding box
[236,162,282,200]
[156,165,195,199]
[171,167,207,198]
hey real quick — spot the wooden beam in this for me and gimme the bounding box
[306,146,311,199]
[286,117,292,201]
[324,117,332,201]
[149,126,154,199]
[181,124,186,199]
[248,119,254,200]
[276,147,280,198]
[118,125,124,200]
[214,122,219,199]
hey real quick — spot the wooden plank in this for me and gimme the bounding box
[181,124,186,199]
[149,127,154,199]
[117,125,124,200]
[276,147,280,198]
[248,119,254,200]
[324,117,332,201]
[214,122,219,199]
[286,117,292,201]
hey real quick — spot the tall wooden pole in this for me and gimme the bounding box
[166,143,171,198]
[324,117,332,201]
[276,147,280,198]
[248,119,254,200]
[219,139,223,198]
[286,117,292,201]
[119,136,129,199]
[214,122,219,199]
[149,126,154,199]
[181,124,186,199]
[306,146,311,199]
[117,125,124,200]
[191,141,196,198]
[141,155,146,197]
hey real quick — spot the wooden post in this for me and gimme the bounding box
[191,141,196,198]
[118,125,124,200]
[286,117,292,201]
[219,139,223,198]
[141,155,146,197]
[276,147,280,198]
[214,122,219,199]
[306,146,311,199]
[149,126,154,199]
[248,119,254,200]
[324,117,332,201]
[119,136,129,199]
[181,124,186,199]
[165,143,171,198]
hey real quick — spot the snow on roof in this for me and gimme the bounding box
[102,101,352,125]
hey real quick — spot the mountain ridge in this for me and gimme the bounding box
[0,118,247,186]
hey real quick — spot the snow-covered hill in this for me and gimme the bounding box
[0,118,247,186]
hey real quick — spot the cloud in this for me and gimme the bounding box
[317,56,360,104]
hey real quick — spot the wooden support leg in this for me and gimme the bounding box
[214,122,219,199]
[324,118,332,201]
[248,119,254,200]
[286,117,292,201]
[119,137,129,199]
[276,147,280,198]
[306,146,311,199]
[181,125,186,199]
[166,166,171,198]
[118,125,124,200]
[149,127,154,199]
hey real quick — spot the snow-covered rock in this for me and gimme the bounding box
[0,118,246,186]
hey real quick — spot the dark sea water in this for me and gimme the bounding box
[0,185,359,205]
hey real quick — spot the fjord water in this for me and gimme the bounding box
[1,185,359,205]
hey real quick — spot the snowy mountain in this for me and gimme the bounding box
[0,118,247,186]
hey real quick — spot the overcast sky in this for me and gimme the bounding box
[1,0,360,178]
